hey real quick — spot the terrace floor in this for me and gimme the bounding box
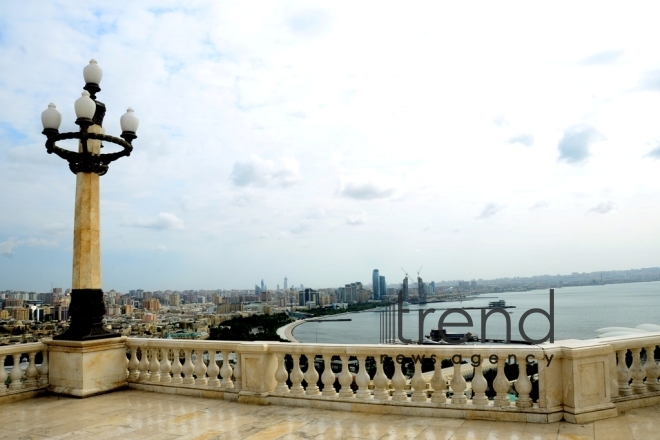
[0,389,657,440]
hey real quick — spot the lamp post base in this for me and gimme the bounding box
[53,289,118,341]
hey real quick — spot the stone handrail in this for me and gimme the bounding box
[124,338,564,422]
[598,332,660,399]
[0,342,49,399]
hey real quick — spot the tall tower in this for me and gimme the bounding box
[284,277,288,290]
[402,276,409,302]
[261,279,265,291]
[379,275,386,299]
[372,269,380,300]
[418,276,426,303]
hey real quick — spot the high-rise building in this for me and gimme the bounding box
[379,276,386,300]
[284,277,288,290]
[261,279,265,291]
[418,276,426,303]
[372,269,380,300]
[430,281,436,294]
[402,277,409,301]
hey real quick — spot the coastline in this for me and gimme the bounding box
[276,319,306,343]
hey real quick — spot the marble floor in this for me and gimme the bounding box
[0,390,657,440]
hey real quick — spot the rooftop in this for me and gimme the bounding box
[2,389,656,440]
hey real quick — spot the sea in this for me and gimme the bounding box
[292,281,660,344]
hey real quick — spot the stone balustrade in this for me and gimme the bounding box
[0,342,49,403]
[124,339,563,422]
[1,332,658,424]
[125,339,243,399]
[600,333,660,411]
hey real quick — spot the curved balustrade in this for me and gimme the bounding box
[0,342,48,397]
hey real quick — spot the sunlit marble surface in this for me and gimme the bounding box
[0,389,656,439]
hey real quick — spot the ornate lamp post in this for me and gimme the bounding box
[41,59,139,340]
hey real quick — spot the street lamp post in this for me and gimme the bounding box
[41,59,139,340]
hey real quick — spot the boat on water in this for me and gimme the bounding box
[488,299,515,309]
[425,329,479,344]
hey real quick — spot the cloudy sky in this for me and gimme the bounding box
[1,1,660,292]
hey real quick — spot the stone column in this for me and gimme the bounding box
[55,119,114,340]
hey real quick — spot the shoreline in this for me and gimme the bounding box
[276,319,306,343]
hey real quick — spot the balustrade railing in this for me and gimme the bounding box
[124,339,546,413]
[0,342,48,396]
[125,339,242,392]
[604,333,660,399]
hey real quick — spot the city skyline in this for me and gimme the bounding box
[2,2,660,291]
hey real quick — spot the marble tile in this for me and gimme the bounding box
[2,389,660,440]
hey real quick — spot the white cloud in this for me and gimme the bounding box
[587,201,616,215]
[0,237,57,256]
[290,219,311,234]
[129,213,185,230]
[230,155,301,188]
[476,203,505,220]
[346,212,368,225]
[339,180,394,200]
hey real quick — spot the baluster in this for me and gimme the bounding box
[38,349,49,387]
[471,361,488,405]
[493,357,510,407]
[274,352,290,394]
[233,351,242,391]
[9,353,24,390]
[290,354,305,395]
[391,359,408,402]
[220,350,234,389]
[645,345,659,392]
[138,348,150,382]
[182,349,195,384]
[411,359,428,402]
[160,349,172,384]
[630,348,646,394]
[321,354,337,397]
[127,346,140,381]
[304,353,320,395]
[207,350,220,387]
[515,359,533,408]
[149,348,161,382]
[338,354,354,398]
[171,350,183,384]
[0,355,7,394]
[373,355,390,401]
[194,350,208,386]
[355,355,371,399]
[430,358,447,404]
[617,349,632,396]
[24,351,39,388]
[450,361,467,404]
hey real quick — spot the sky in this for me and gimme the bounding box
[1,1,660,292]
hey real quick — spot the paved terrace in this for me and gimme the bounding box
[1,389,657,440]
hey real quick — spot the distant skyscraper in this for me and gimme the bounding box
[418,276,426,303]
[284,277,288,290]
[379,275,386,299]
[261,279,265,291]
[255,285,262,296]
[372,269,380,300]
[402,277,409,301]
[430,281,436,294]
